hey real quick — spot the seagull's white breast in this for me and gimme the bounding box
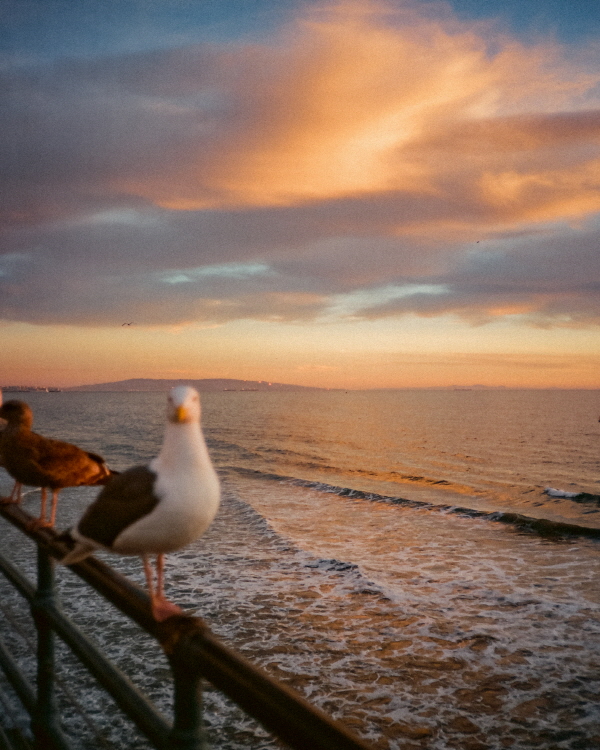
[112,459,220,555]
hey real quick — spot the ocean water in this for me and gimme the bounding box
[0,389,599,749]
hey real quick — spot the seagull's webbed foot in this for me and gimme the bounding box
[144,553,184,621]
[26,517,54,531]
[151,596,184,622]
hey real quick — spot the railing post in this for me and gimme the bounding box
[31,546,66,749]
[0,504,375,750]
[168,642,208,750]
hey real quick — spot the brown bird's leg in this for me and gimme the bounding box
[39,487,48,524]
[150,553,183,622]
[1,481,22,505]
[26,487,49,529]
[29,487,50,529]
[48,490,60,528]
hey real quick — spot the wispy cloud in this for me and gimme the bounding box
[0,0,599,331]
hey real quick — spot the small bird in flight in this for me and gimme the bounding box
[121,322,134,326]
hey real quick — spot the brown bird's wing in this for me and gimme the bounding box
[77,466,160,548]
[1,429,57,487]
[90,467,121,485]
[10,431,110,489]
[83,451,114,483]
[86,451,107,465]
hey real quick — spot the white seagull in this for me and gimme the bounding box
[61,386,220,621]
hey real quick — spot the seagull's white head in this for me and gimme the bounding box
[167,386,201,424]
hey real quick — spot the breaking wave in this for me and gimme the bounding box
[225,466,600,540]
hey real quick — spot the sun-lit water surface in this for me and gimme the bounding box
[0,389,599,749]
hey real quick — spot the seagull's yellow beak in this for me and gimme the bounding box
[174,405,188,423]
[167,388,200,423]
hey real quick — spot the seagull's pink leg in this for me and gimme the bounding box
[150,553,183,621]
[143,554,156,601]
[156,553,165,599]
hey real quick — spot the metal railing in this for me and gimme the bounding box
[0,500,373,750]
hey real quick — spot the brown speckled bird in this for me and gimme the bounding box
[0,400,116,527]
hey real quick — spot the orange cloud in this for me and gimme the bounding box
[2,0,599,338]
[478,160,600,222]
[115,0,599,238]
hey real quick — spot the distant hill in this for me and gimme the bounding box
[64,378,331,392]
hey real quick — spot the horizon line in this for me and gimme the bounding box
[1,377,599,393]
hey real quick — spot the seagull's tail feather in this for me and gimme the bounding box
[61,543,97,566]
[59,531,98,565]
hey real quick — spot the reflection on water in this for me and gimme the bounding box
[206,389,600,524]
[0,389,599,749]
[3,389,598,524]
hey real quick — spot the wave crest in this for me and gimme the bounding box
[224,466,600,540]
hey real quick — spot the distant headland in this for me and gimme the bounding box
[3,381,582,394]
[62,378,332,392]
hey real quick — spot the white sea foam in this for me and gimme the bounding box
[1,390,599,749]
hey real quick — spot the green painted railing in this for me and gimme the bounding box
[0,500,373,750]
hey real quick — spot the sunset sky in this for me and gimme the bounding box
[1,0,599,389]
